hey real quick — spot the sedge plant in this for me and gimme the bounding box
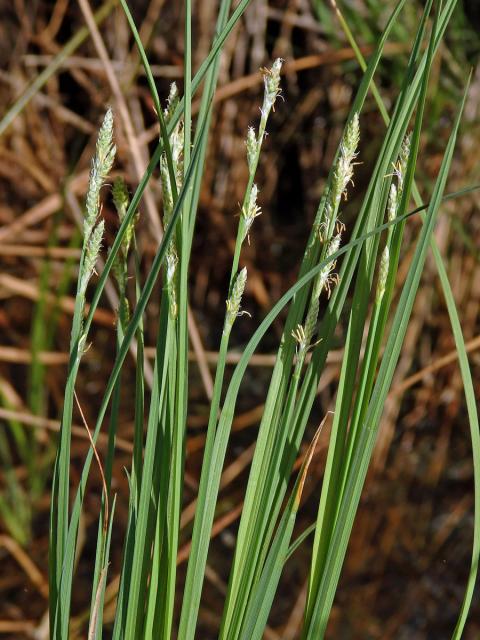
[48,0,478,638]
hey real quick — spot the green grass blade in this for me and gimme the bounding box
[430,221,480,639]
[239,425,324,640]
[123,306,172,638]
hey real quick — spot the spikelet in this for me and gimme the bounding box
[376,245,389,304]
[387,183,398,223]
[224,268,248,334]
[160,83,184,229]
[159,83,186,318]
[84,108,116,241]
[291,324,309,355]
[160,157,174,223]
[385,132,411,233]
[164,82,179,124]
[244,59,283,180]
[396,132,411,194]
[241,184,262,243]
[331,113,360,205]
[315,114,359,248]
[80,219,104,295]
[166,248,179,318]
[246,126,258,174]
[112,177,137,258]
[294,231,342,358]
[260,58,283,121]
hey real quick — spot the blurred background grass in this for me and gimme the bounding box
[0,0,479,637]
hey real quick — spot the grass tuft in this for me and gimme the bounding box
[46,1,478,638]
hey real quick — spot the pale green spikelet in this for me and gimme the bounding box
[111,177,138,320]
[170,121,184,189]
[295,232,341,359]
[326,233,341,260]
[293,233,341,361]
[160,86,184,229]
[317,203,333,243]
[396,132,411,194]
[387,183,398,223]
[112,177,129,220]
[376,245,389,303]
[84,108,116,240]
[244,58,283,186]
[164,82,179,124]
[160,157,174,224]
[241,184,262,243]
[159,85,185,320]
[317,233,341,296]
[112,177,136,258]
[166,247,179,318]
[160,123,184,227]
[331,113,360,205]
[112,253,127,298]
[225,267,248,334]
[303,296,320,348]
[291,323,309,355]
[246,126,258,174]
[314,114,359,249]
[80,219,104,295]
[261,58,283,121]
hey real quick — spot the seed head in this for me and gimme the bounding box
[242,184,262,243]
[160,157,174,223]
[112,177,129,220]
[376,245,389,303]
[225,267,248,334]
[260,58,283,121]
[166,247,178,318]
[160,97,184,228]
[96,108,115,170]
[331,113,360,204]
[292,324,308,352]
[303,297,319,347]
[166,248,178,285]
[397,132,411,193]
[164,83,179,124]
[81,219,104,294]
[85,109,116,239]
[387,183,398,223]
[326,233,341,260]
[389,132,411,195]
[246,126,258,173]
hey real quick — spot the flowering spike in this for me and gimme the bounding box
[85,109,116,240]
[241,184,262,243]
[260,58,283,123]
[225,267,248,334]
[164,82,179,124]
[81,219,104,294]
[397,132,411,193]
[331,113,360,204]
[246,126,258,173]
[387,183,398,223]
[112,177,128,220]
[376,245,389,303]
[166,248,179,318]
